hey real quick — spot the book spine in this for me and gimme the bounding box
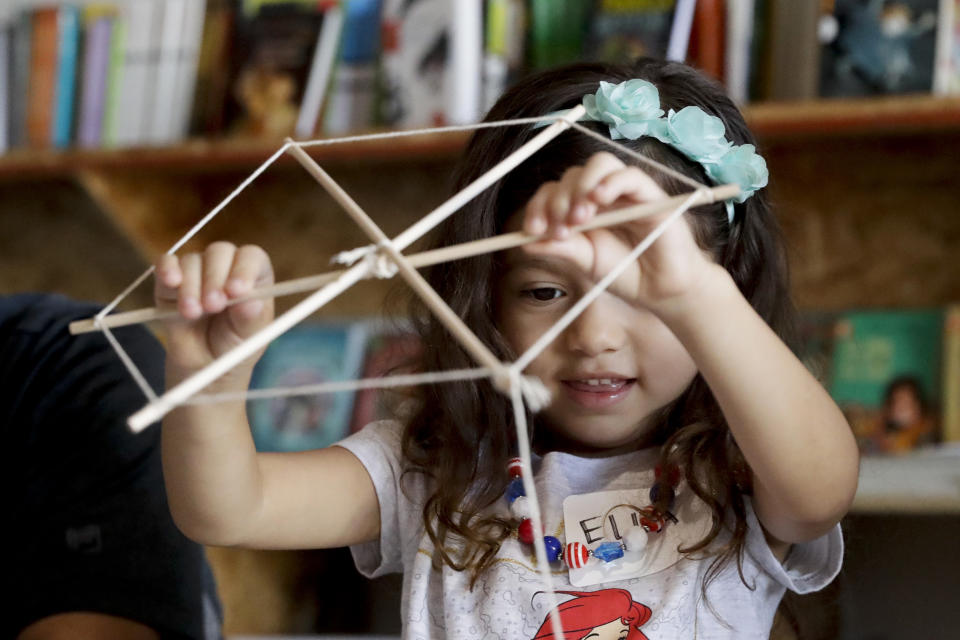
[323,0,381,134]
[189,0,235,136]
[666,0,696,62]
[171,0,207,141]
[101,13,127,147]
[149,0,187,145]
[0,13,10,153]
[77,12,113,148]
[295,2,344,139]
[724,0,754,104]
[26,8,59,148]
[446,0,482,125]
[765,0,821,101]
[943,305,960,442]
[52,5,80,149]
[933,0,957,94]
[114,0,156,147]
[10,10,33,148]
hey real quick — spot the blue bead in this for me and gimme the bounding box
[506,477,526,503]
[594,541,625,563]
[649,482,676,509]
[543,536,562,562]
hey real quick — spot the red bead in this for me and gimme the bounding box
[639,507,665,532]
[565,542,589,569]
[507,457,523,478]
[518,518,535,544]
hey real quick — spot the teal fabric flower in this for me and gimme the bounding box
[662,107,732,164]
[706,144,769,203]
[583,79,664,140]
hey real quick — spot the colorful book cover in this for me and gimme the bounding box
[378,0,450,128]
[249,322,368,452]
[349,326,421,433]
[942,304,960,442]
[26,7,59,148]
[820,0,940,97]
[52,4,80,149]
[829,309,944,454]
[585,0,677,64]
[77,6,115,148]
[226,0,325,138]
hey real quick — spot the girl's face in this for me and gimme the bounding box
[497,242,699,454]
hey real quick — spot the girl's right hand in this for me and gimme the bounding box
[154,242,275,385]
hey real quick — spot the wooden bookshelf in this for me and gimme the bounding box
[853,450,960,514]
[2,96,959,178]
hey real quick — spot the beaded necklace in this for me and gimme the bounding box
[504,456,680,570]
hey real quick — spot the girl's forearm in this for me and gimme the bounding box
[657,266,859,542]
[160,370,266,546]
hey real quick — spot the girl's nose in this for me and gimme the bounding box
[564,299,626,356]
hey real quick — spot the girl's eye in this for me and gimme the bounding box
[521,287,565,302]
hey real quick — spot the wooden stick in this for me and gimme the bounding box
[69,184,738,335]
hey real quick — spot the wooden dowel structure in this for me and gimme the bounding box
[125,106,587,430]
[69,184,738,335]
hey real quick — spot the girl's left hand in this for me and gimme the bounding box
[521,151,718,313]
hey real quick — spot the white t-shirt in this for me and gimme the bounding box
[337,420,842,639]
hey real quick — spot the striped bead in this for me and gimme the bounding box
[565,542,590,569]
[507,457,523,478]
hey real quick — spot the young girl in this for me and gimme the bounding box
[156,59,859,638]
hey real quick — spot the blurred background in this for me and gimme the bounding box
[2,0,959,638]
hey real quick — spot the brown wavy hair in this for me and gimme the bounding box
[399,59,797,593]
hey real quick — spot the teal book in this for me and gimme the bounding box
[248,322,368,453]
[830,309,944,453]
[52,5,80,149]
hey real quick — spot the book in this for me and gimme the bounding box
[585,0,676,64]
[481,0,526,113]
[686,0,725,81]
[762,0,823,101]
[26,7,59,148]
[113,0,159,147]
[148,0,187,145]
[9,9,33,148]
[76,5,116,148]
[322,0,382,134]
[0,8,11,153]
[446,0,483,125]
[528,0,591,69]
[189,0,237,137]
[227,0,326,138]
[933,0,960,94]
[942,305,960,442]
[378,0,451,127]
[170,0,209,141]
[829,309,944,454]
[820,0,940,97]
[100,7,126,147]
[248,322,368,452]
[724,0,754,104]
[349,325,421,433]
[294,0,344,139]
[666,0,696,62]
[52,4,80,149]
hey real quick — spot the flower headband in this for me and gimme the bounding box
[551,79,768,224]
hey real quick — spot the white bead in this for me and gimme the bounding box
[509,495,531,519]
[623,526,648,555]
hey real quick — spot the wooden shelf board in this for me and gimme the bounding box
[851,450,960,515]
[2,96,959,177]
